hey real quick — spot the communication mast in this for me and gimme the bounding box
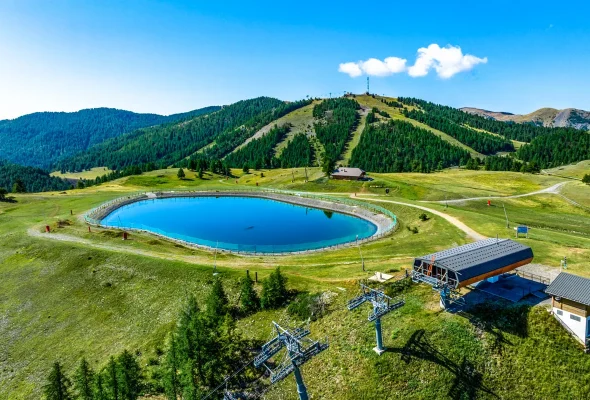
[366,77,370,94]
[347,284,404,355]
[254,321,329,400]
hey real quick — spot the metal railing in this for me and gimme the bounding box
[83,188,398,255]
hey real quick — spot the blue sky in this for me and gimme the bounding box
[1,0,589,119]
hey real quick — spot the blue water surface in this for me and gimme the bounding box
[100,196,377,253]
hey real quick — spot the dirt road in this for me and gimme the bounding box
[353,195,487,241]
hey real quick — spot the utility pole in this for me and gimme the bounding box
[348,284,405,355]
[503,203,509,228]
[292,170,295,183]
[254,322,328,400]
[213,241,219,275]
[356,235,365,271]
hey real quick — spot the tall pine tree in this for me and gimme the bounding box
[43,362,72,400]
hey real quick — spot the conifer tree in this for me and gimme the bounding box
[177,168,185,179]
[12,178,26,193]
[104,357,119,400]
[116,350,142,400]
[44,361,72,400]
[94,374,107,400]
[260,267,289,309]
[239,273,259,314]
[73,358,95,400]
[162,335,180,400]
[206,278,229,323]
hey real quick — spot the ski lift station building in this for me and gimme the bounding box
[412,238,534,289]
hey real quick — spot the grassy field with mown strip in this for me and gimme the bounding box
[1,167,589,398]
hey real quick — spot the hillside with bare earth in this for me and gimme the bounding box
[461,107,590,130]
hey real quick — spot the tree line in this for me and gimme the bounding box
[402,108,515,154]
[278,133,314,168]
[43,268,292,400]
[0,160,72,193]
[350,120,471,173]
[398,97,583,143]
[201,99,312,161]
[0,107,219,170]
[56,97,287,173]
[313,98,360,166]
[516,129,590,168]
[224,124,291,169]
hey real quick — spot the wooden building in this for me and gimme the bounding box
[545,272,590,352]
[331,167,366,180]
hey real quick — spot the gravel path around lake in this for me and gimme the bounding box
[354,194,487,241]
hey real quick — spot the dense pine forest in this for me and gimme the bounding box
[56,97,286,172]
[0,160,71,193]
[0,107,219,169]
[201,99,312,160]
[398,97,582,142]
[313,98,360,164]
[278,133,314,168]
[350,120,471,173]
[517,129,590,168]
[402,108,514,155]
[224,124,291,169]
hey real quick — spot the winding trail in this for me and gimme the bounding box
[428,182,569,204]
[352,194,487,241]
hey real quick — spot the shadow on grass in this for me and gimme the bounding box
[458,302,531,354]
[387,329,499,400]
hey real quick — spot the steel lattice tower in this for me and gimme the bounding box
[254,321,329,400]
[347,284,405,355]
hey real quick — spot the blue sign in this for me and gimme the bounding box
[516,226,529,234]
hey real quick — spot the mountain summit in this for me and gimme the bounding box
[460,107,590,130]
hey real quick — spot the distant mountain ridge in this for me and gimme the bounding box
[460,106,590,131]
[0,106,220,169]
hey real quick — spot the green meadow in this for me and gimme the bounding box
[1,167,589,398]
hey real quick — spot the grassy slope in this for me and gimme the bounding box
[340,108,368,166]
[230,101,319,157]
[544,159,590,179]
[1,167,589,398]
[355,95,484,159]
[50,167,113,180]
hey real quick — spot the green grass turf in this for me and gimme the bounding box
[1,167,589,398]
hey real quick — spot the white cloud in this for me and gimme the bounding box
[408,44,487,79]
[339,44,487,79]
[338,62,363,78]
[338,57,406,78]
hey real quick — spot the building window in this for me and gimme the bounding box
[556,309,563,316]
[570,314,581,322]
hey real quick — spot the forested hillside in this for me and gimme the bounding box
[0,106,219,169]
[200,99,312,160]
[313,98,360,164]
[399,97,582,142]
[279,133,314,168]
[57,97,286,172]
[350,120,470,173]
[225,124,291,169]
[403,108,514,154]
[517,129,590,168]
[0,160,71,193]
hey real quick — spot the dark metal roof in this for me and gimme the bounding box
[414,238,533,282]
[545,272,590,306]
